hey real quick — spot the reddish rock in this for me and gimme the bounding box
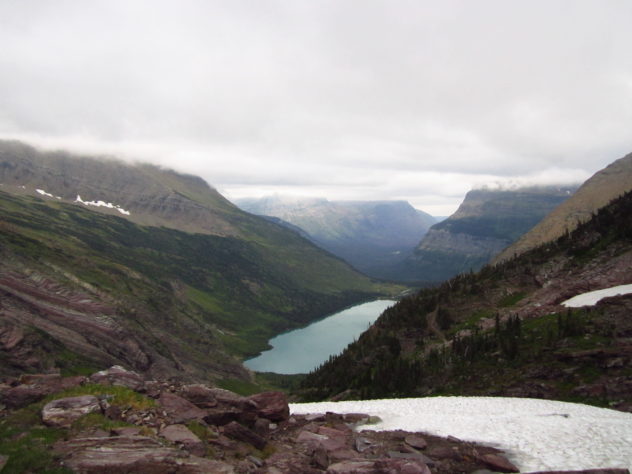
[388,450,435,467]
[478,453,520,473]
[57,435,235,473]
[207,387,243,403]
[42,395,102,428]
[222,421,266,450]
[203,407,242,426]
[253,416,271,435]
[375,458,432,474]
[405,434,428,450]
[329,449,360,462]
[312,445,330,469]
[144,380,165,398]
[326,460,376,473]
[354,437,372,453]
[2,385,51,409]
[1,374,85,409]
[248,391,290,421]
[318,425,351,442]
[158,392,207,424]
[89,365,145,392]
[305,413,327,422]
[160,424,205,457]
[111,426,142,436]
[298,429,348,453]
[178,384,218,408]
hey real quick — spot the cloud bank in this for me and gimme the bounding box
[1,1,630,214]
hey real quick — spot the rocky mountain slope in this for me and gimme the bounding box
[236,196,436,279]
[495,151,632,263]
[0,141,398,383]
[381,186,577,283]
[0,140,243,237]
[298,186,632,411]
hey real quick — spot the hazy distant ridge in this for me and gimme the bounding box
[236,195,437,278]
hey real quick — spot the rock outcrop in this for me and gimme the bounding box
[0,366,545,474]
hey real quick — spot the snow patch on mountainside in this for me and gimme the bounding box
[291,397,632,472]
[562,284,632,308]
[36,189,61,199]
[75,195,131,215]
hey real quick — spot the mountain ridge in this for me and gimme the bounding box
[378,185,577,283]
[0,141,399,383]
[494,152,632,263]
[236,195,436,279]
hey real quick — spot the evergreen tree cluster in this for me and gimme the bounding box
[297,190,632,402]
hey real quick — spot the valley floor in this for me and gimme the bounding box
[291,396,632,472]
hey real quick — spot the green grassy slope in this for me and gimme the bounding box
[0,190,399,381]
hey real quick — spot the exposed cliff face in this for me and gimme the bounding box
[236,196,436,278]
[385,186,577,283]
[494,152,632,263]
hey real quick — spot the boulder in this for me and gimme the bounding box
[42,395,102,428]
[375,458,432,474]
[405,434,428,450]
[223,421,266,450]
[178,384,218,408]
[312,445,330,469]
[158,392,207,424]
[326,460,376,473]
[160,424,206,457]
[297,429,348,452]
[2,385,51,409]
[318,425,351,442]
[247,391,290,421]
[89,365,145,391]
[329,449,360,463]
[203,406,245,427]
[388,450,435,467]
[111,426,142,436]
[1,374,85,409]
[57,435,235,473]
[206,387,243,404]
[354,437,372,453]
[478,453,520,473]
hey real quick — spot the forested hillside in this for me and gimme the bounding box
[298,190,632,411]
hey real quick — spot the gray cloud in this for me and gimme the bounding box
[0,0,630,215]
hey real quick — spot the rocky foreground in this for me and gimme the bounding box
[0,366,629,474]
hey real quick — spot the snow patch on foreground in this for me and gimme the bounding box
[562,284,632,308]
[291,397,632,472]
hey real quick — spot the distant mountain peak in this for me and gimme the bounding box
[235,194,437,279]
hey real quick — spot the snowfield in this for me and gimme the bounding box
[562,284,632,308]
[291,397,632,472]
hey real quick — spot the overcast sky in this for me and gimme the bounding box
[1,1,631,215]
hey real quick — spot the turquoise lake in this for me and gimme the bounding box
[244,299,395,374]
